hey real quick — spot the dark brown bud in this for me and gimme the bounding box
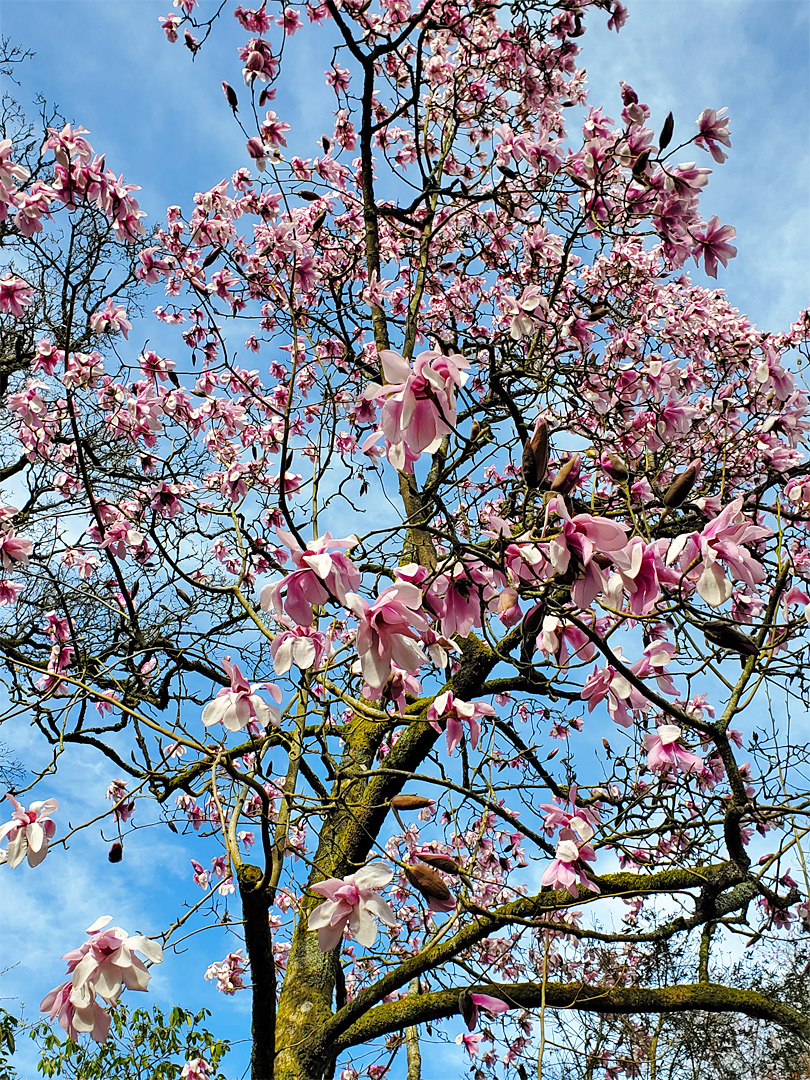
[658,111,674,150]
[108,841,123,863]
[520,602,545,665]
[405,863,453,904]
[607,453,629,482]
[258,87,271,108]
[221,81,238,113]
[458,989,476,1029]
[415,852,461,875]
[550,454,581,494]
[202,246,223,269]
[522,420,549,490]
[311,209,327,231]
[322,136,332,155]
[390,794,435,811]
[662,465,697,508]
[632,149,651,178]
[702,620,759,657]
[298,190,320,202]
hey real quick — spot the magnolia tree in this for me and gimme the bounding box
[1,1,809,1078]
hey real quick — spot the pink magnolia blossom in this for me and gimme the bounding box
[539,784,602,838]
[308,862,397,951]
[270,624,332,674]
[668,496,771,607]
[463,992,510,1030]
[0,793,58,868]
[496,586,522,627]
[181,1060,212,1080]
[644,724,703,774]
[695,107,731,164]
[201,657,282,731]
[204,950,247,994]
[545,496,628,607]
[90,298,132,338]
[455,1031,485,1058]
[0,531,33,568]
[541,825,600,898]
[692,215,737,278]
[0,579,23,605]
[0,274,34,317]
[428,690,496,755]
[431,558,501,638]
[609,537,665,616]
[364,348,470,471]
[362,664,422,714]
[260,531,360,626]
[581,659,649,727]
[345,582,429,689]
[41,916,163,1042]
[105,779,135,822]
[536,615,595,668]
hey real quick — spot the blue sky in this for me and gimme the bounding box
[1,2,808,1078]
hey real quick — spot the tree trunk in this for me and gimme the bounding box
[272,920,338,1080]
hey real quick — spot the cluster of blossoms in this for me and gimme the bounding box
[204,949,248,994]
[41,917,163,1042]
[0,125,144,253]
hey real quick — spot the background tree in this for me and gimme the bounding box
[1,2,808,1079]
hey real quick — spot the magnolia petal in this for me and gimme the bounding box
[363,894,397,927]
[349,904,378,947]
[696,563,732,607]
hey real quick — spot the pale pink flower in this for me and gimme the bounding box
[308,862,397,951]
[581,659,648,728]
[695,108,731,164]
[0,579,23,605]
[362,664,422,714]
[428,691,496,755]
[692,216,737,278]
[545,496,627,607]
[0,793,58,867]
[431,558,501,638]
[644,724,703,774]
[105,779,135,822]
[90,298,132,338]
[463,992,509,1030]
[204,950,247,994]
[364,348,470,471]
[609,537,664,616]
[0,274,34,317]
[271,624,332,674]
[454,1031,484,1058]
[668,497,771,607]
[39,980,111,1043]
[345,583,429,689]
[0,531,33,568]
[496,586,522,627]
[181,1059,212,1080]
[41,916,163,1042]
[201,657,282,731]
[540,827,600,898]
[260,531,360,626]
